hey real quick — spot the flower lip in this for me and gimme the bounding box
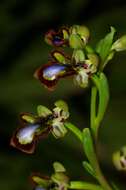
[34,62,76,90]
[10,124,52,154]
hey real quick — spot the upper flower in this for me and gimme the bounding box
[34,25,98,90]
[45,27,69,47]
[34,49,98,90]
[45,25,90,49]
[10,100,69,154]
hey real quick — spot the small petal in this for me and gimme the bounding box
[62,28,69,40]
[31,173,50,188]
[37,105,52,117]
[51,51,67,64]
[20,112,36,124]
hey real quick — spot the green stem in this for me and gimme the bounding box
[64,122,82,142]
[69,181,103,190]
[92,160,113,190]
[89,84,113,190]
[91,74,109,140]
[90,86,97,137]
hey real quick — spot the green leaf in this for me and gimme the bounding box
[98,73,109,122]
[53,162,66,173]
[70,181,103,190]
[111,182,120,190]
[64,122,82,142]
[91,73,109,137]
[37,105,52,117]
[82,128,98,170]
[96,27,116,64]
[82,161,97,179]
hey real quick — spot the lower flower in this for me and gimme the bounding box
[10,100,69,154]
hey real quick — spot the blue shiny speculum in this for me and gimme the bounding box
[17,124,40,144]
[35,186,46,190]
[43,63,67,81]
[53,36,63,46]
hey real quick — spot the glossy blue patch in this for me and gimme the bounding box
[17,124,40,144]
[53,36,63,46]
[35,186,45,190]
[43,64,66,80]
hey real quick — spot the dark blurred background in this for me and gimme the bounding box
[0,0,126,189]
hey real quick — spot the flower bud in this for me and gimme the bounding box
[113,146,126,171]
[111,35,126,51]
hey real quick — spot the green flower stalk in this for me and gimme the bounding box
[10,25,126,190]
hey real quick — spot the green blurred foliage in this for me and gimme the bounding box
[0,0,126,189]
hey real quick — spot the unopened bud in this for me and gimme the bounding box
[113,146,126,171]
[111,35,126,51]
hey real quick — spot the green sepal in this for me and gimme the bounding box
[82,128,98,171]
[37,105,52,117]
[82,161,97,179]
[69,34,84,49]
[53,162,66,173]
[54,100,69,116]
[96,26,116,68]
